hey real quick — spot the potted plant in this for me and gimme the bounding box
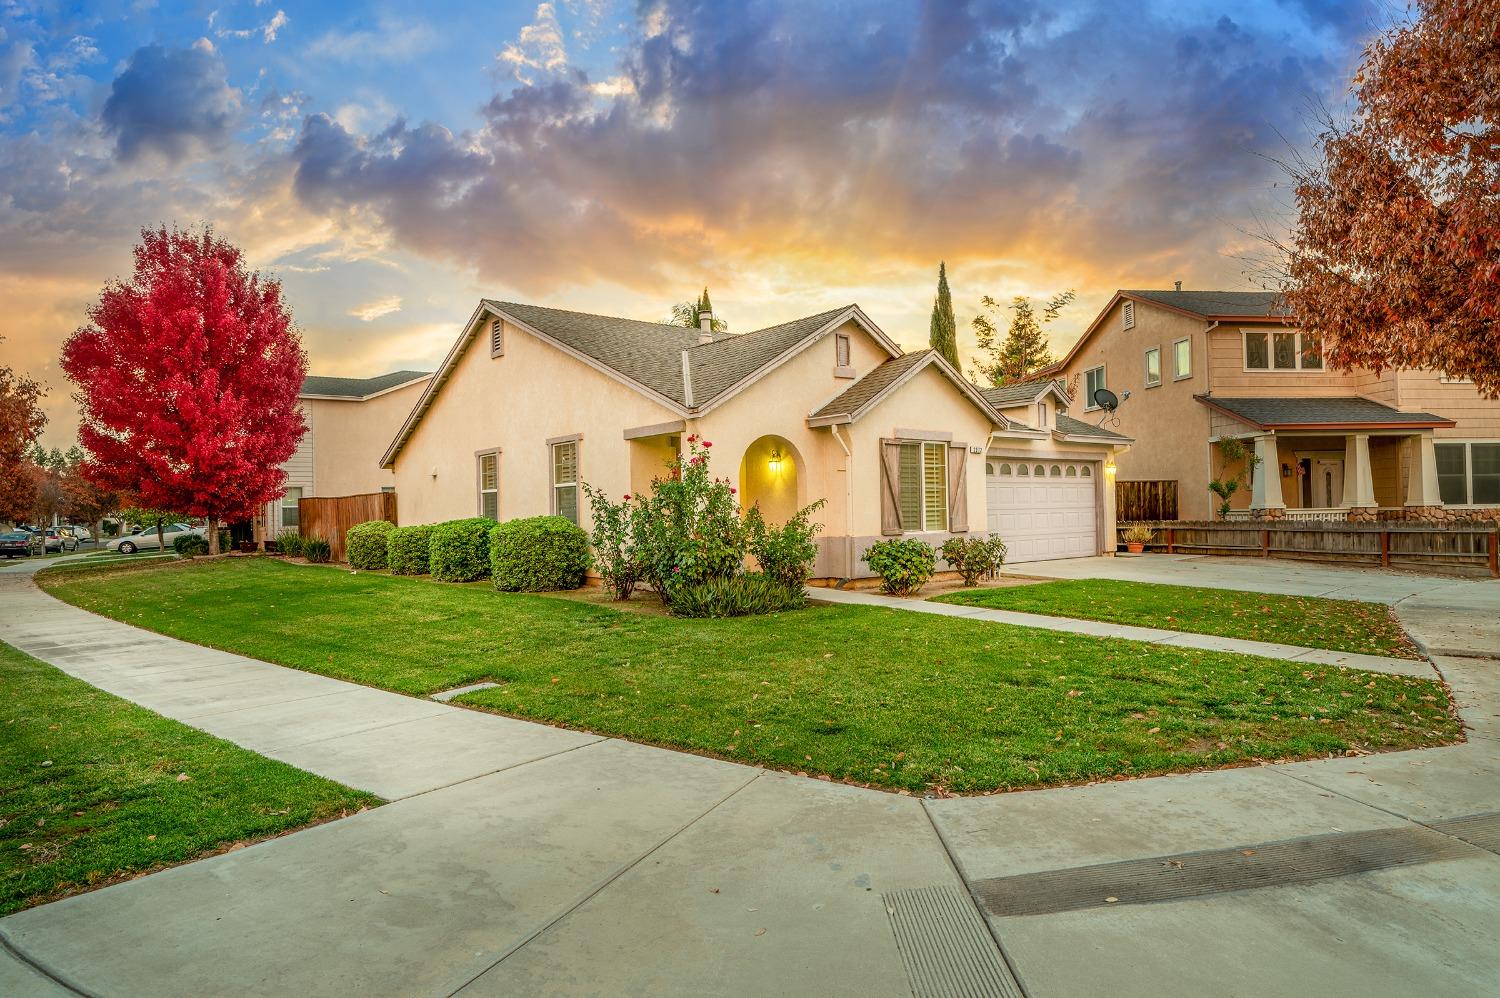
[1120,523,1155,555]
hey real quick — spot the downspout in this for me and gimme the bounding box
[830,423,854,584]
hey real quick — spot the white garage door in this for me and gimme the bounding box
[986,459,1099,563]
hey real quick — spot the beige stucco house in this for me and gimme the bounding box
[380,300,1132,578]
[1054,288,1500,522]
[256,371,432,540]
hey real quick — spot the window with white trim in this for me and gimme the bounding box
[1245,329,1320,370]
[1173,337,1191,379]
[1037,401,1048,428]
[897,441,947,531]
[552,440,579,524]
[1437,442,1500,505]
[1144,347,1161,388]
[478,452,498,520]
[1084,365,1106,409]
[1122,300,1135,329]
[281,487,301,529]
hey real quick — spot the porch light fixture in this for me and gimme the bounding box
[768,449,782,474]
[1104,459,1117,477]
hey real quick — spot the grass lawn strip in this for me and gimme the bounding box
[0,640,378,916]
[934,579,1420,660]
[38,559,1460,796]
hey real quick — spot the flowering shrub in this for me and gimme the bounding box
[582,483,639,600]
[940,535,1007,586]
[632,436,747,607]
[861,538,936,596]
[745,499,825,590]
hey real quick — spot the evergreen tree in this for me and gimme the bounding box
[972,289,1075,385]
[928,262,960,369]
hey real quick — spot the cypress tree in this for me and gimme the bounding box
[929,262,960,369]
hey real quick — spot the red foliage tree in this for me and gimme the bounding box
[61,226,307,553]
[1282,0,1500,396]
[0,338,46,523]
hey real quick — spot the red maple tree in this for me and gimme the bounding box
[62,226,307,553]
[0,338,46,523]
[1282,0,1500,396]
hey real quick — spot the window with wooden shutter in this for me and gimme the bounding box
[898,443,922,530]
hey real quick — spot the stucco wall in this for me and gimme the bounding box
[306,379,428,497]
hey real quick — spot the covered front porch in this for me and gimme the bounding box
[1199,395,1457,523]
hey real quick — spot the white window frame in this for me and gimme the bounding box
[1143,346,1161,388]
[1243,328,1321,372]
[1083,365,1107,411]
[1122,299,1135,330]
[477,450,499,520]
[897,440,948,532]
[1435,440,1500,507]
[1036,400,1048,428]
[549,436,580,524]
[1173,336,1192,380]
[280,487,302,530]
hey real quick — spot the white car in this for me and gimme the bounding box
[61,524,93,543]
[108,523,205,554]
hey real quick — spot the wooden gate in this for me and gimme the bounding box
[298,492,397,562]
[1116,480,1178,521]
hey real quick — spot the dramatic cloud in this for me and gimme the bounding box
[349,294,402,321]
[101,41,240,161]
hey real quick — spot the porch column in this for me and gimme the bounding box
[1405,431,1442,507]
[1250,433,1284,512]
[1341,432,1377,509]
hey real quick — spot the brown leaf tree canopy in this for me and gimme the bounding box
[1,338,47,522]
[1283,0,1500,396]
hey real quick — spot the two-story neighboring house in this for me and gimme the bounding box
[252,370,432,541]
[1054,288,1500,522]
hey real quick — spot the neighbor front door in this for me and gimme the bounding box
[1308,458,1343,507]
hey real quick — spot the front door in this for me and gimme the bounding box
[1308,458,1343,507]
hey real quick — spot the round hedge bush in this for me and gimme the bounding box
[429,517,497,582]
[172,533,210,557]
[490,515,590,592]
[387,524,433,576]
[346,519,396,570]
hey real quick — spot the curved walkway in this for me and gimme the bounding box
[3,556,1500,997]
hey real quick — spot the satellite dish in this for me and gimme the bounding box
[1092,387,1120,412]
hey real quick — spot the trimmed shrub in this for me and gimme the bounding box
[346,519,396,570]
[940,535,1008,586]
[668,573,805,618]
[582,484,638,600]
[302,535,332,563]
[745,499,825,590]
[429,517,496,583]
[277,530,304,557]
[387,525,433,576]
[491,515,590,592]
[861,538,936,596]
[173,533,209,557]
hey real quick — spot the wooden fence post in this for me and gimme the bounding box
[1489,531,1498,579]
[1381,530,1390,569]
[1261,529,1270,557]
[1166,528,1175,555]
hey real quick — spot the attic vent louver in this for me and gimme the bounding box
[490,319,504,357]
[1122,300,1135,330]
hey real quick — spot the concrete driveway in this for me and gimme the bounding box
[3,555,1499,997]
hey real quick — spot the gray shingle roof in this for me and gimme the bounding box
[1125,290,1288,319]
[302,370,430,398]
[980,379,1068,408]
[1055,412,1131,441]
[809,350,932,420]
[485,300,854,408]
[1198,396,1454,429]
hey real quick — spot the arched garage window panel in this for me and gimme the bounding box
[1081,466,1092,477]
[1034,465,1046,476]
[1065,466,1077,477]
[986,461,994,475]
[1017,465,1029,476]
[1050,465,1062,477]
[1000,463,1012,475]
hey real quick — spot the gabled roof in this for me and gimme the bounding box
[1055,412,1132,442]
[807,349,1008,428]
[381,299,902,467]
[1122,290,1288,320]
[1196,395,1455,430]
[301,370,431,400]
[980,378,1070,409]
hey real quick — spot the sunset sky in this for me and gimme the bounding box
[2,0,1379,447]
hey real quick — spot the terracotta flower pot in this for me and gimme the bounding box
[1126,542,1145,554]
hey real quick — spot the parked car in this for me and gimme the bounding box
[42,528,78,553]
[60,524,93,543]
[0,530,43,558]
[108,522,205,554]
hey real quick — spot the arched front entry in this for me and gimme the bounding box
[739,434,802,524]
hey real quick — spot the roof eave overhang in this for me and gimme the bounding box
[1053,430,1136,445]
[1265,420,1456,431]
[806,352,1008,430]
[302,374,432,404]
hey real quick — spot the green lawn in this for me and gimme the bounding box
[0,640,378,915]
[37,559,1459,794]
[934,579,1420,659]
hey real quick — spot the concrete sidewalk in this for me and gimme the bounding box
[4,555,1500,996]
[808,584,1435,677]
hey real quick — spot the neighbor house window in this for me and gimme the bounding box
[551,439,579,524]
[1246,329,1320,371]
[898,441,947,531]
[1084,365,1106,409]
[1437,442,1500,505]
[1144,347,1161,388]
[281,487,301,529]
[1173,337,1191,379]
[1122,300,1135,330]
[478,452,499,520]
[1037,401,1048,428]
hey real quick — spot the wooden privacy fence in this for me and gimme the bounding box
[1122,520,1499,577]
[1116,480,1178,522]
[298,492,397,562]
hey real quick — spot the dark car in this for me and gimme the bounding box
[42,527,77,553]
[0,531,43,557]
